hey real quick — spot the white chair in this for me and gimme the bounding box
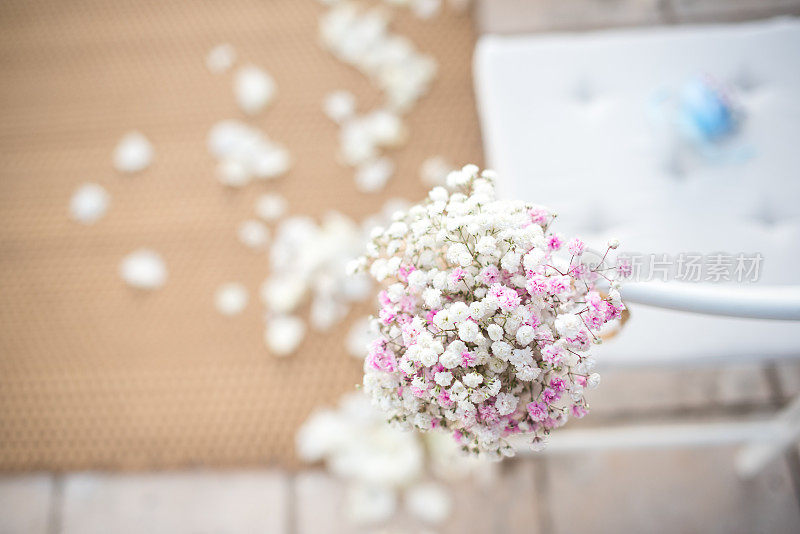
[473,18,800,476]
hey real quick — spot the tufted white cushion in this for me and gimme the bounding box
[474,19,800,365]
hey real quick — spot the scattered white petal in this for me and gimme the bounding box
[255,193,288,222]
[365,109,406,147]
[405,482,451,524]
[119,249,167,290]
[207,120,259,159]
[113,131,153,174]
[260,275,308,314]
[310,296,348,331]
[234,65,276,115]
[217,158,251,187]
[346,484,397,526]
[214,282,249,316]
[320,4,437,114]
[206,43,236,74]
[207,120,290,183]
[237,219,270,249]
[69,183,109,224]
[250,144,291,179]
[420,155,455,187]
[339,118,378,166]
[323,90,356,123]
[355,157,394,193]
[411,0,442,19]
[346,316,376,359]
[265,315,306,356]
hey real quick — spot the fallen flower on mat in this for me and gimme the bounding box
[260,200,406,356]
[234,65,276,115]
[69,183,109,224]
[208,120,290,185]
[237,219,270,250]
[206,43,236,74]
[214,282,249,316]
[265,315,306,357]
[254,193,288,222]
[119,249,167,290]
[323,90,356,124]
[351,165,625,456]
[113,131,153,174]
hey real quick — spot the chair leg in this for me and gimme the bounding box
[735,394,800,479]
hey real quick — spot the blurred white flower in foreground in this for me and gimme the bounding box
[297,392,493,527]
[346,315,377,359]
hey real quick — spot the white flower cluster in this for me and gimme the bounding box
[319,2,437,192]
[353,165,625,456]
[207,120,291,187]
[297,391,492,526]
[260,200,408,356]
[320,3,437,113]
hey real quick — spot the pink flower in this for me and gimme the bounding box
[438,389,455,408]
[550,377,566,392]
[397,264,416,283]
[542,387,559,404]
[617,260,633,278]
[548,275,570,294]
[529,207,549,225]
[479,265,500,285]
[527,401,548,422]
[489,283,521,311]
[379,306,396,325]
[572,405,587,419]
[478,405,500,423]
[541,344,562,365]
[410,381,429,398]
[461,351,476,366]
[547,235,563,251]
[449,267,467,286]
[586,291,603,311]
[525,273,548,296]
[568,238,586,256]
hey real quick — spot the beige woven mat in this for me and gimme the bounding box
[0,0,483,470]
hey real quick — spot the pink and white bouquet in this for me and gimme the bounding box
[351,165,625,457]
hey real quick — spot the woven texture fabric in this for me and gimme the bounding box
[0,0,483,470]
